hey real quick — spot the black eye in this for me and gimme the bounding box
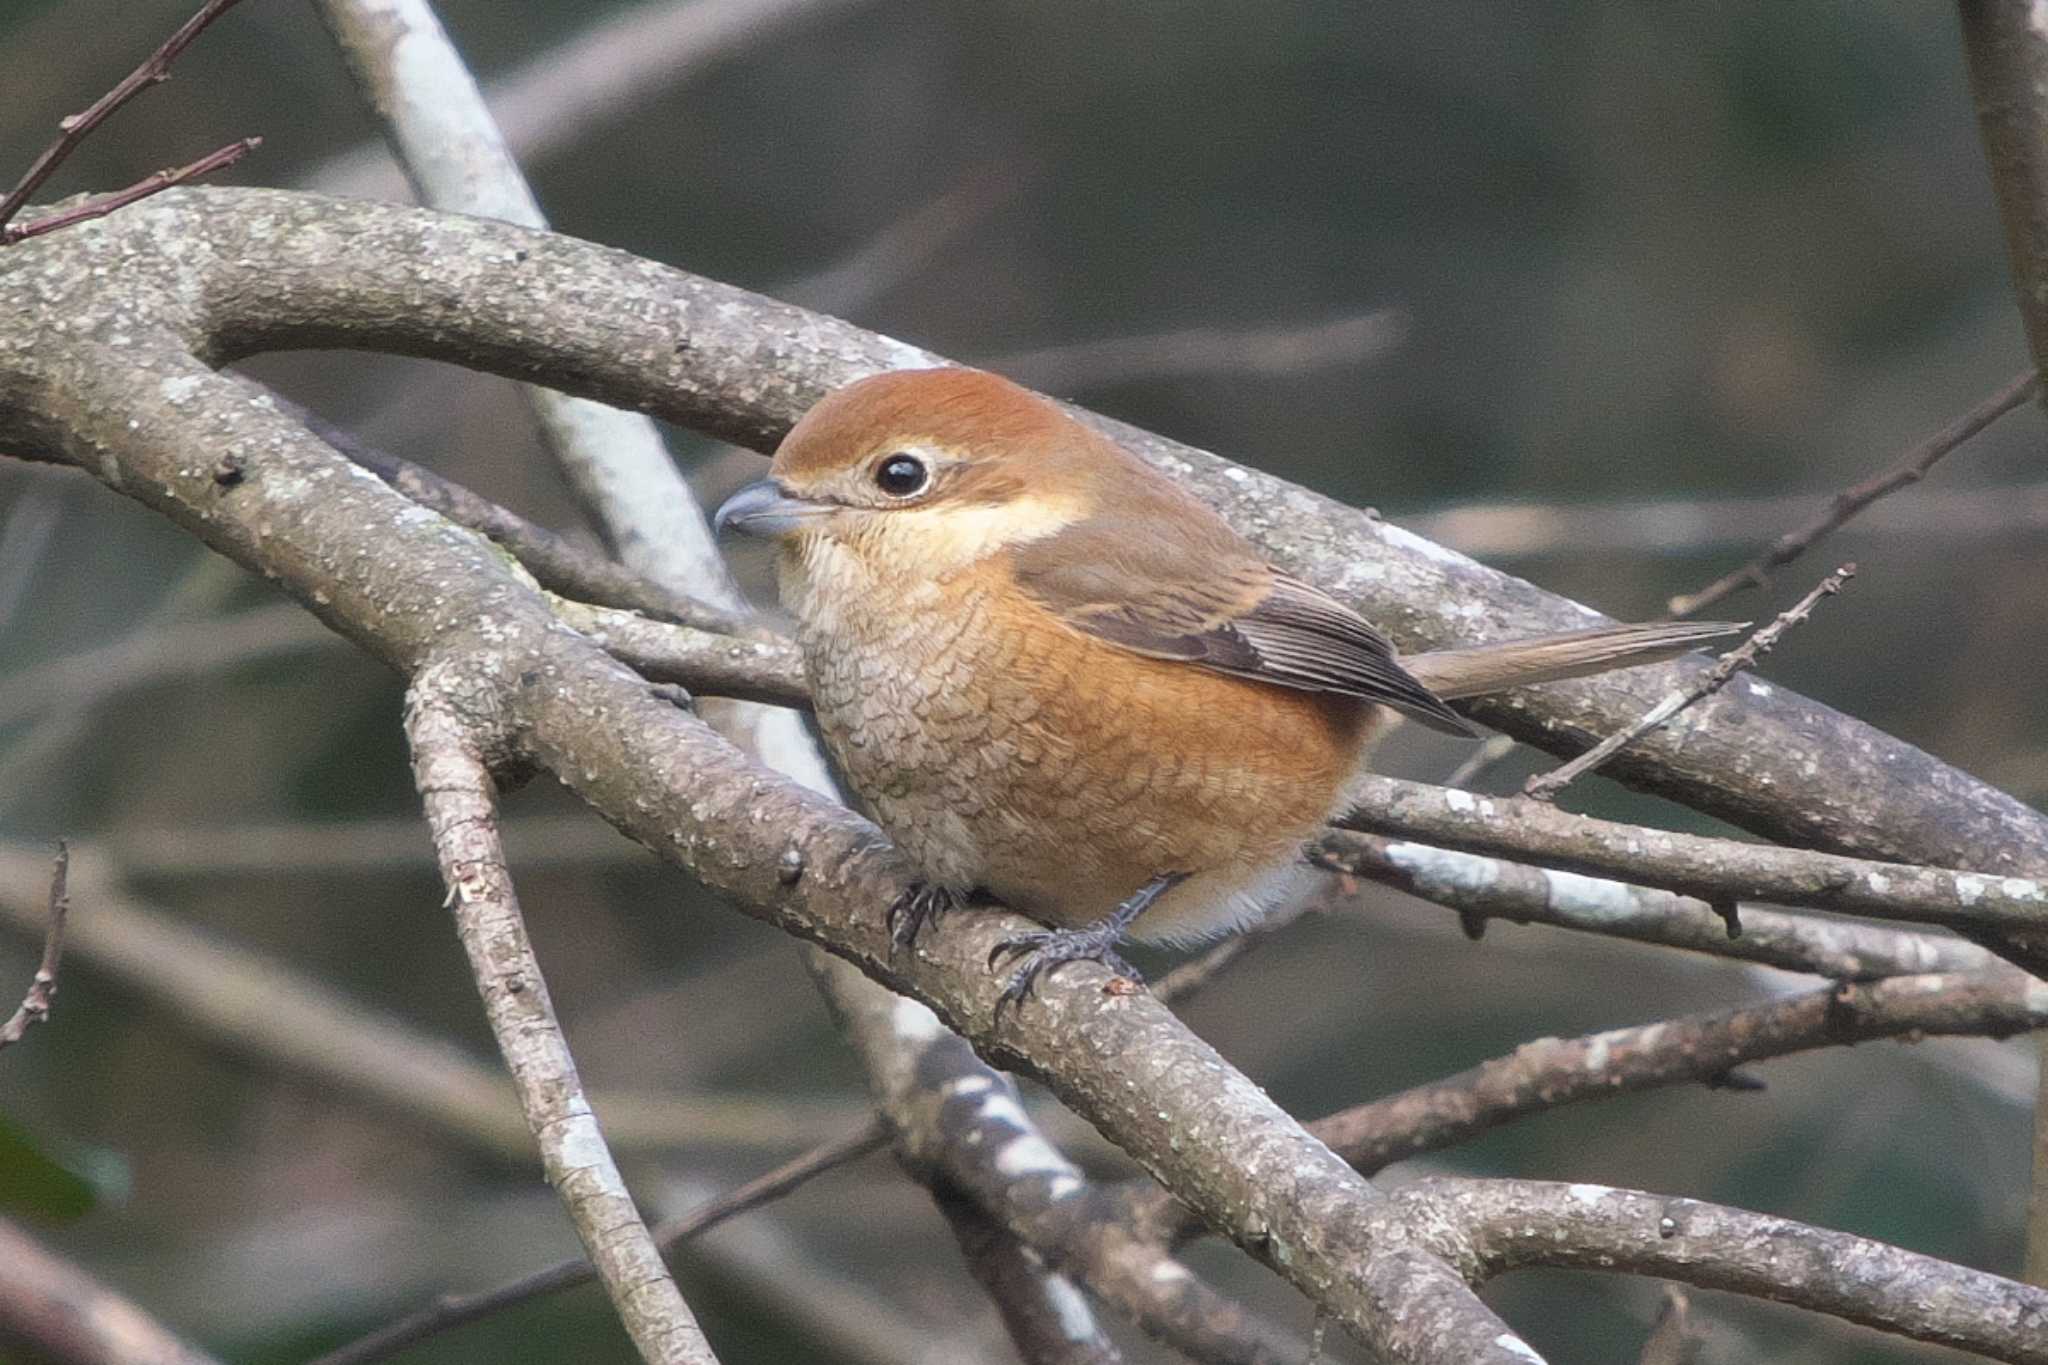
[874,453,928,497]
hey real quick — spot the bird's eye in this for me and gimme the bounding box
[874,453,929,497]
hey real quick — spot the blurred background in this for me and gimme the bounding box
[0,1,2040,1361]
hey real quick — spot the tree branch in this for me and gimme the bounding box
[0,1216,222,1365]
[33,183,2030,878]
[0,0,254,232]
[1668,372,2034,617]
[1526,564,1853,801]
[1396,1176,2048,1363]
[1329,778,2048,951]
[0,842,66,1052]
[1314,970,2045,1177]
[9,186,2048,1364]
[307,1121,888,1365]
[403,670,718,1365]
[1321,831,1995,980]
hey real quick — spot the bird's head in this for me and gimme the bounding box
[714,368,1106,589]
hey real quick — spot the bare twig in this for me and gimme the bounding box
[0,0,255,232]
[303,0,883,201]
[306,1120,888,1365]
[1669,373,2034,616]
[1441,732,1517,791]
[1527,564,1854,801]
[549,599,808,708]
[1332,777,2048,951]
[984,309,1409,393]
[404,671,717,1364]
[292,403,747,636]
[3,138,261,245]
[1313,969,2044,1177]
[0,846,848,1158]
[1122,970,2044,1247]
[1324,831,1994,980]
[0,844,66,1052]
[0,1215,223,1365]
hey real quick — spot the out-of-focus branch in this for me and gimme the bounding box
[982,309,1409,393]
[308,1121,888,1365]
[0,843,66,1053]
[0,603,335,732]
[1667,371,2034,616]
[303,0,881,201]
[1324,832,1995,980]
[403,671,718,1365]
[0,0,254,233]
[1403,478,2048,562]
[1962,5,2048,389]
[932,1191,1125,1365]
[0,842,842,1157]
[0,1216,222,1365]
[1527,564,1853,800]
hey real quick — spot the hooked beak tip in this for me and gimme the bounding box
[714,479,825,538]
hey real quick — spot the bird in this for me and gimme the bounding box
[715,367,1736,1006]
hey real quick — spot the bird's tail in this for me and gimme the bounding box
[1400,620,1741,700]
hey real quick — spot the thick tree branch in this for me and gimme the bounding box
[1393,1176,2048,1364]
[403,670,718,1365]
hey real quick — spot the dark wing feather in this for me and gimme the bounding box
[1012,515,1475,735]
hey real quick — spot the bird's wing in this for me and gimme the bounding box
[1011,515,1475,735]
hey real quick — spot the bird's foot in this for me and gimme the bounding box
[987,872,1188,1012]
[887,882,958,953]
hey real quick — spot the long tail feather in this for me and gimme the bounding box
[1401,620,1742,701]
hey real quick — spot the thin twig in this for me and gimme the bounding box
[1526,565,1854,802]
[1441,732,1516,791]
[287,397,748,635]
[1668,372,2032,617]
[3,137,261,245]
[404,671,717,1364]
[307,1120,888,1365]
[0,0,256,231]
[0,844,66,1052]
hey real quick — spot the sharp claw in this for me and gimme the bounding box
[888,883,957,955]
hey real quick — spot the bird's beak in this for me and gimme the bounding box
[714,479,833,538]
